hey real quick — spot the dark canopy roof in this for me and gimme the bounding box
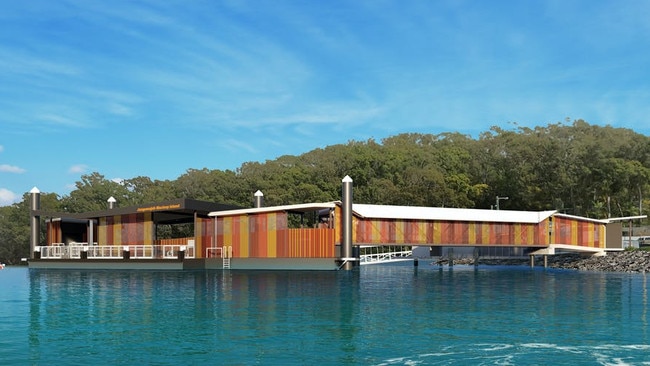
[35,198,243,225]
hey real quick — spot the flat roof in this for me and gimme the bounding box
[553,213,611,224]
[604,215,648,223]
[210,201,615,225]
[352,204,557,224]
[37,198,242,223]
[210,202,563,224]
[209,202,337,217]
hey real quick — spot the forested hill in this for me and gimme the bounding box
[2,120,650,262]
[19,120,650,217]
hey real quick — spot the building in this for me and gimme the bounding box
[27,179,638,271]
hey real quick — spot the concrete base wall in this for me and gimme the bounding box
[228,258,338,270]
[29,258,339,271]
[28,259,184,270]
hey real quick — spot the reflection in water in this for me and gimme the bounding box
[28,270,361,364]
[24,265,650,365]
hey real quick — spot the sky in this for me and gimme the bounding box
[2,0,650,206]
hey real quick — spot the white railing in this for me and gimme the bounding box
[36,244,195,260]
[360,250,413,265]
[205,246,232,259]
[205,247,223,258]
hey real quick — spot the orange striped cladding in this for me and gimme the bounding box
[266,212,278,258]
[113,216,121,245]
[288,228,335,258]
[97,218,106,245]
[433,222,442,243]
[47,220,62,245]
[467,222,476,244]
[195,217,213,258]
[143,212,153,245]
[238,216,249,258]
[335,206,342,245]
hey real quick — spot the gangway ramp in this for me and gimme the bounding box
[359,246,413,265]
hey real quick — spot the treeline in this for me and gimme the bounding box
[2,120,649,263]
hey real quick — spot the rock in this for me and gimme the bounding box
[432,250,650,272]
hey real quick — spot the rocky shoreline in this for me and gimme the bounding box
[433,250,650,273]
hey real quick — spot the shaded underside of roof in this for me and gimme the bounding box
[36,198,242,222]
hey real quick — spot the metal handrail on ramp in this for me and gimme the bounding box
[360,250,413,265]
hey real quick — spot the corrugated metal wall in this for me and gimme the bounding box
[353,218,550,246]
[47,220,62,244]
[194,217,213,259]
[552,216,605,248]
[97,212,153,245]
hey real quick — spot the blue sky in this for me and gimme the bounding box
[2,0,650,206]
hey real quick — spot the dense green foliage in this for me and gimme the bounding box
[2,120,649,264]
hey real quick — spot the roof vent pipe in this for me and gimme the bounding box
[108,196,116,209]
[254,190,264,208]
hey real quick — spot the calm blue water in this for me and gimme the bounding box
[1,263,649,365]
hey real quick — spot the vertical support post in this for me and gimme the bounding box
[30,187,41,259]
[193,211,198,256]
[341,175,354,270]
[543,255,548,268]
[88,219,94,246]
[254,190,264,208]
[530,255,535,267]
[629,219,633,249]
[212,215,218,257]
[449,248,454,267]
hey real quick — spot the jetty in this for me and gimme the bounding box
[27,177,644,271]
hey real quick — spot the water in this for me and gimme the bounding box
[1,263,649,365]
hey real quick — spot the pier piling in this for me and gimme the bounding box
[30,187,40,259]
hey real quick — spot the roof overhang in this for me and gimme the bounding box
[209,202,337,217]
[50,217,97,224]
[351,204,557,224]
[605,215,648,223]
[552,213,610,224]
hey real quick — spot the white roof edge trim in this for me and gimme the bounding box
[552,213,610,224]
[605,215,648,223]
[350,204,558,224]
[209,202,337,217]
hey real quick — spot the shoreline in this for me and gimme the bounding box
[433,251,650,273]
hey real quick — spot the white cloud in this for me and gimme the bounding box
[0,164,26,173]
[221,139,258,154]
[68,164,88,174]
[0,145,4,152]
[0,188,18,206]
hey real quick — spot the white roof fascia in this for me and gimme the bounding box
[351,204,557,224]
[604,215,648,223]
[552,213,610,224]
[208,202,337,217]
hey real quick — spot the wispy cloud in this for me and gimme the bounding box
[0,164,26,173]
[0,145,3,152]
[220,139,258,154]
[68,164,88,174]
